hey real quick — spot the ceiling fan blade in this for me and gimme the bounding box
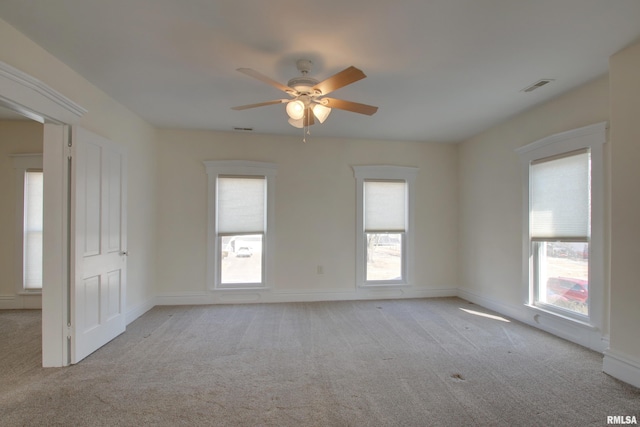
[231,99,287,110]
[304,108,315,126]
[312,66,366,96]
[237,68,293,93]
[322,98,378,116]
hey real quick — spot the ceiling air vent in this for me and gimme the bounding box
[522,79,554,93]
[233,127,254,132]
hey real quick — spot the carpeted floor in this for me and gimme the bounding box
[1,298,639,426]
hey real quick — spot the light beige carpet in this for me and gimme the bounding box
[1,298,639,426]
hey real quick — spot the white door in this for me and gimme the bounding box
[71,127,127,363]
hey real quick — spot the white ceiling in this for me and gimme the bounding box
[1,0,639,142]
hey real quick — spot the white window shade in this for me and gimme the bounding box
[24,171,43,289]
[217,176,265,234]
[530,150,590,240]
[364,180,406,232]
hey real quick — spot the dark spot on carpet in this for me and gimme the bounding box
[451,373,465,381]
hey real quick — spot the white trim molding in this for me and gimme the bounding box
[0,61,86,367]
[603,349,640,389]
[125,297,156,326]
[0,294,42,310]
[352,165,419,289]
[155,285,458,306]
[0,60,86,124]
[515,122,607,344]
[203,160,278,290]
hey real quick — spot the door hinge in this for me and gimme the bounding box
[65,145,73,159]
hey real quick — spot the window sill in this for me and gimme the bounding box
[18,291,42,296]
[359,282,410,288]
[524,303,597,330]
[213,286,270,292]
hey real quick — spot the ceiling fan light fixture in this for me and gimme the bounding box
[288,117,304,128]
[286,99,305,120]
[312,104,331,123]
[232,60,378,137]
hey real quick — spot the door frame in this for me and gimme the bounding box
[0,60,87,367]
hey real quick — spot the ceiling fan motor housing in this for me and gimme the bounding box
[287,76,319,94]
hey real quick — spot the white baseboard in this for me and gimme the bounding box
[457,288,608,353]
[155,286,458,306]
[0,294,42,309]
[603,349,640,389]
[125,297,156,325]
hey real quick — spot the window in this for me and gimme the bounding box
[517,122,606,325]
[353,165,418,287]
[204,161,277,289]
[530,150,590,316]
[11,154,43,293]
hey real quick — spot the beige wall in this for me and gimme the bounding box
[0,121,43,307]
[458,76,610,339]
[609,41,640,366]
[0,18,158,315]
[156,130,459,299]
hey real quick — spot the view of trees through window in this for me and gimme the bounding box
[366,233,402,281]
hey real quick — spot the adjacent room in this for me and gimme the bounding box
[1,1,639,425]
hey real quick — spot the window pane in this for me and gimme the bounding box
[24,171,43,290]
[535,241,589,316]
[366,233,402,281]
[220,234,263,284]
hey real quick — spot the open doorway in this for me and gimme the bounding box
[0,105,43,371]
[0,59,87,367]
[1,104,44,310]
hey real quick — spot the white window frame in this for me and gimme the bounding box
[353,165,418,288]
[11,153,43,294]
[516,122,606,329]
[204,160,277,290]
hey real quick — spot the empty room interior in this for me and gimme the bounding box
[1,1,640,425]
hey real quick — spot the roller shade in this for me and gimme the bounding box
[530,150,590,240]
[217,176,265,234]
[364,180,406,232]
[24,171,43,289]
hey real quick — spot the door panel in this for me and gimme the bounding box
[106,270,121,320]
[83,142,101,256]
[107,150,122,253]
[71,127,127,363]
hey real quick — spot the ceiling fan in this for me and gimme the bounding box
[231,59,378,129]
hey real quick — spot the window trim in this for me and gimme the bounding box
[11,153,43,294]
[353,165,418,288]
[516,122,606,329]
[204,160,277,290]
